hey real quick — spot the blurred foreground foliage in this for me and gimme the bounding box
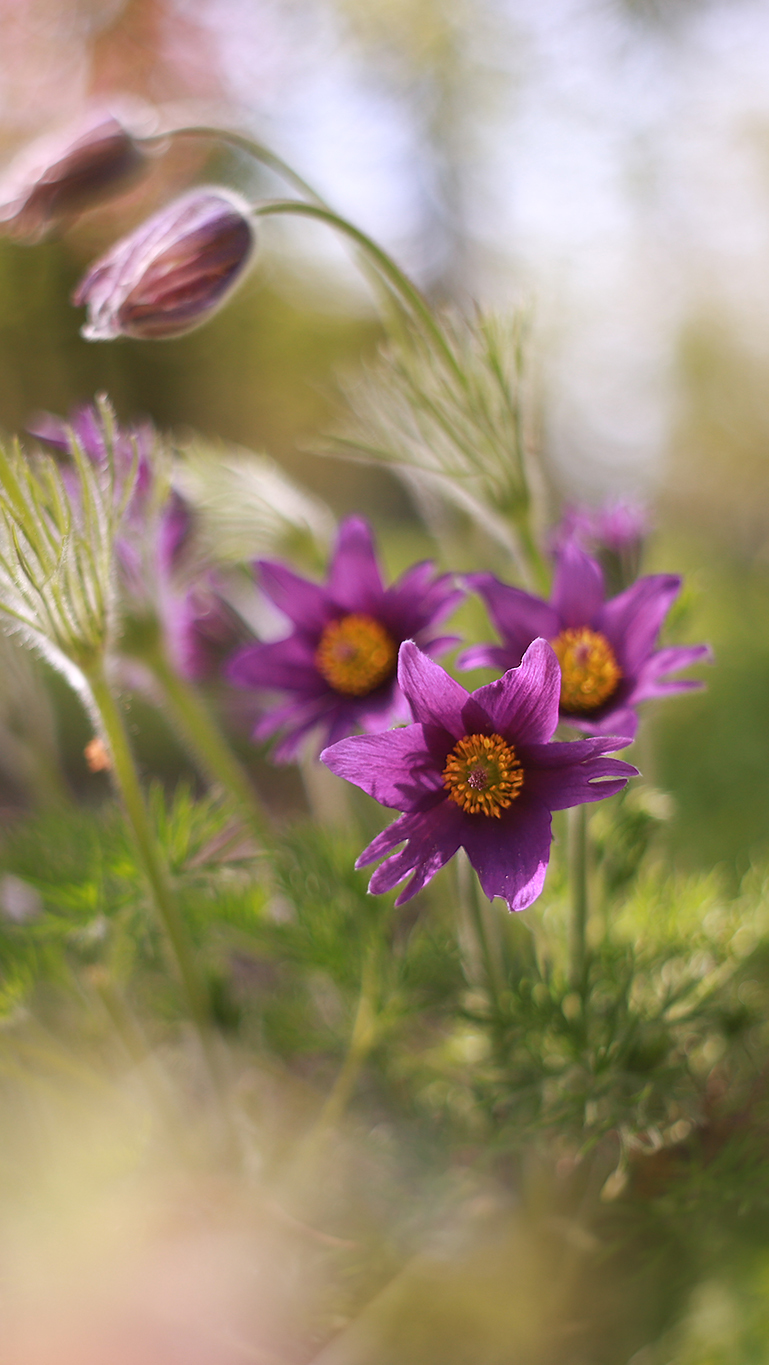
[3,780,769,1361]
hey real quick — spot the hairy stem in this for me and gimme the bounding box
[86,663,210,1027]
[148,644,270,844]
[252,199,465,383]
[142,125,327,206]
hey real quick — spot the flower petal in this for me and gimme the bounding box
[523,749,638,810]
[257,559,332,633]
[321,724,444,811]
[361,802,465,905]
[462,794,553,912]
[461,638,561,744]
[397,641,469,738]
[597,574,681,674]
[226,637,322,693]
[328,516,385,612]
[466,573,559,660]
[631,643,712,702]
[456,642,514,674]
[551,541,605,628]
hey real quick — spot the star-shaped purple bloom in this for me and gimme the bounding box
[321,639,637,912]
[459,540,711,738]
[226,517,463,762]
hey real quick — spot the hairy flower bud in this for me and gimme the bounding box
[0,105,150,243]
[73,188,257,341]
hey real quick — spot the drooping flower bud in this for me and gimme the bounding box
[73,187,257,341]
[0,105,151,243]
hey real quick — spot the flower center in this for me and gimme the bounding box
[315,613,397,696]
[551,627,622,714]
[443,733,524,818]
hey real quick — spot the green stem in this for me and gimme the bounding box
[315,952,378,1132]
[85,663,209,1028]
[515,513,551,596]
[141,125,328,207]
[148,645,270,844]
[569,803,589,994]
[457,850,504,1020]
[251,199,464,384]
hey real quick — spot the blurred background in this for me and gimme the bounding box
[0,0,767,866]
[3,6,769,1363]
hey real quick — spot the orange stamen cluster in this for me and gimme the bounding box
[315,613,397,696]
[443,732,524,817]
[551,627,622,714]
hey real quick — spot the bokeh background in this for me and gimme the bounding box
[0,0,768,870]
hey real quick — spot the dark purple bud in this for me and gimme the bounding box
[0,105,150,244]
[73,188,257,341]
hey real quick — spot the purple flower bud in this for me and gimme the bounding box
[73,187,257,341]
[0,105,150,244]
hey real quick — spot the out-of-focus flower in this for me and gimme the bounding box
[72,187,257,341]
[31,401,243,678]
[0,105,151,244]
[322,640,636,911]
[459,540,711,738]
[555,499,649,558]
[227,517,463,762]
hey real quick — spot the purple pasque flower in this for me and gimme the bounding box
[30,402,242,677]
[72,187,256,341]
[321,639,637,911]
[0,103,151,243]
[226,517,463,762]
[555,498,649,558]
[459,540,711,739]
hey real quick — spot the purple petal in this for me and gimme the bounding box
[226,637,322,693]
[524,750,638,811]
[551,541,606,628]
[631,643,712,702]
[321,725,444,811]
[328,517,385,613]
[461,638,561,745]
[361,802,465,905]
[456,642,515,674]
[397,641,469,739]
[462,794,553,912]
[565,705,640,739]
[381,563,463,638]
[257,560,332,633]
[597,574,681,675]
[467,573,559,660]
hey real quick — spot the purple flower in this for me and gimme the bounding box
[459,540,711,738]
[72,187,256,341]
[226,517,463,761]
[0,104,150,243]
[31,402,242,677]
[321,640,636,911]
[555,499,649,558]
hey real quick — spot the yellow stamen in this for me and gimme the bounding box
[315,613,397,696]
[551,627,622,714]
[443,732,524,817]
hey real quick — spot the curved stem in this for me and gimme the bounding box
[141,125,327,206]
[147,644,271,845]
[252,199,464,383]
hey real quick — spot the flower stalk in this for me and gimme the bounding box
[84,660,210,1030]
[569,802,589,994]
[146,641,271,843]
